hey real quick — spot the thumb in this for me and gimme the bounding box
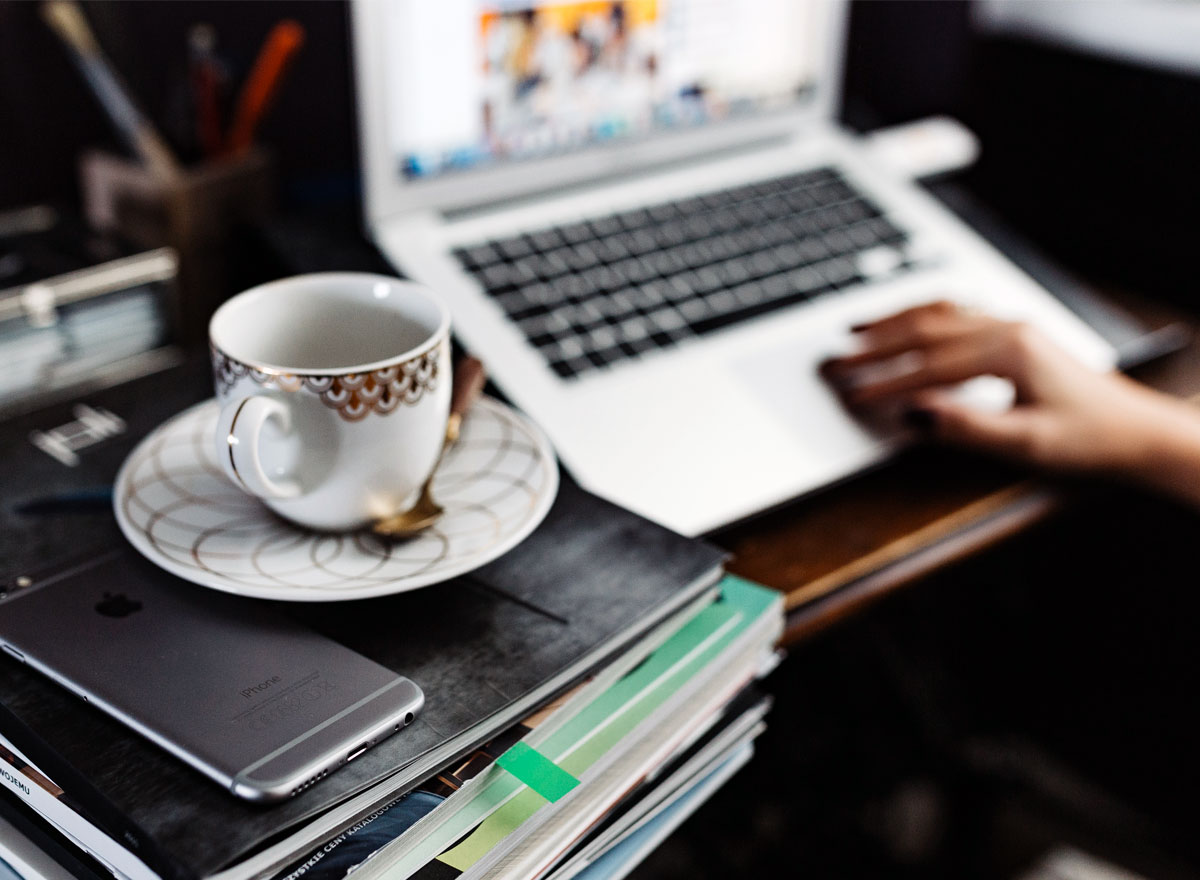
[915,400,1043,462]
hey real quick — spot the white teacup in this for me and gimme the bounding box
[210,273,452,531]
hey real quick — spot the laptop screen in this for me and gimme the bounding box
[383,1,830,182]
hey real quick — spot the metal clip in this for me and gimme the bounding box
[21,283,59,328]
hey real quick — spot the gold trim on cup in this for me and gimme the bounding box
[224,398,253,491]
[211,339,447,424]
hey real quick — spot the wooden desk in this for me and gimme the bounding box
[715,292,1200,645]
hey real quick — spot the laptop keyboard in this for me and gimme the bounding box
[453,166,914,379]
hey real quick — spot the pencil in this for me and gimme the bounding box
[225,20,306,155]
[40,0,180,181]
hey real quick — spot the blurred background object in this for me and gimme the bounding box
[0,204,177,416]
[841,0,1200,307]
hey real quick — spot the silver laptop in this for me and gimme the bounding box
[351,0,1114,536]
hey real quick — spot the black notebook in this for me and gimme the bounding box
[0,358,726,880]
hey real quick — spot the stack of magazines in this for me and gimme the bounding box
[1,566,780,880]
[264,576,779,880]
[0,360,782,880]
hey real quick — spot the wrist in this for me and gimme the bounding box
[1114,391,1200,503]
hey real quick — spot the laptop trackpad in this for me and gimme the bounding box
[733,337,1018,461]
[731,340,899,463]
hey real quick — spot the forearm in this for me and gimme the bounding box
[1113,392,1200,506]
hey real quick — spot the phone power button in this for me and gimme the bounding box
[2,644,25,663]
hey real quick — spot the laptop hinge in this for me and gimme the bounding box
[440,132,796,223]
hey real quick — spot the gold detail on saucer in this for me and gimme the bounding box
[211,342,444,422]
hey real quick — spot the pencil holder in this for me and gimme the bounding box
[79,148,274,343]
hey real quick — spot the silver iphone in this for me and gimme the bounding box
[0,550,424,803]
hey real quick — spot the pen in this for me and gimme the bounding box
[40,1,180,181]
[14,487,114,516]
[224,19,306,155]
[188,23,224,161]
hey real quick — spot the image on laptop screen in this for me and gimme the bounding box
[383,1,830,181]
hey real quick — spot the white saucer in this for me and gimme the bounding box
[114,397,559,601]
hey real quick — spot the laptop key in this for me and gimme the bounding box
[708,209,741,235]
[666,273,699,302]
[456,243,502,269]
[654,222,688,248]
[509,260,539,286]
[574,300,606,324]
[528,228,564,252]
[761,273,792,301]
[533,249,572,279]
[747,251,779,278]
[818,256,861,286]
[675,195,708,216]
[621,336,659,358]
[551,354,591,378]
[541,308,572,334]
[648,330,681,350]
[549,359,575,378]
[678,297,713,324]
[734,202,767,226]
[630,281,667,310]
[589,216,623,238]
[847,221,884,248]
[552,337,586,360]
[592,237,630,262]
[566,245,600,272]
[760,222,794,248]
[587,326,618,351]
[586,265,625,293]
[693,267,724,294]
[559,221,594,245]
[866,216,907,243]
[821,229,856,256]
[732,280,767,307]
[797,237,829,262]
[787,267,826,294]
[520,281,555,306]
[715,259,750,286]
[769,243,806,272]
[617,316,650,342]
[586,346,621,369]
[630,257,660,284]
[480,263,514,291]
[785,190,815,212]
[646,307,686,333]
[650,250,688,277]
[647,202,680,223]
[705,289,739,315]
[615,207,652,231]
[526,329,559,350]
[627,230,659,256]
[606,288,637,315]
[497,236,533,261]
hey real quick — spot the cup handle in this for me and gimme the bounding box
[216,397,303,500]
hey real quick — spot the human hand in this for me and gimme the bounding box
[821,301,1200,482]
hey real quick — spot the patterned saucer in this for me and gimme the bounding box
[114,397,559,601]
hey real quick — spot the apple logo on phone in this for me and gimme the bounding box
[95,592,143,618]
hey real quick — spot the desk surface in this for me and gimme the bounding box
[716,291,1200,644]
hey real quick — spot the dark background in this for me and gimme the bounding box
[2,0,1198,304]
